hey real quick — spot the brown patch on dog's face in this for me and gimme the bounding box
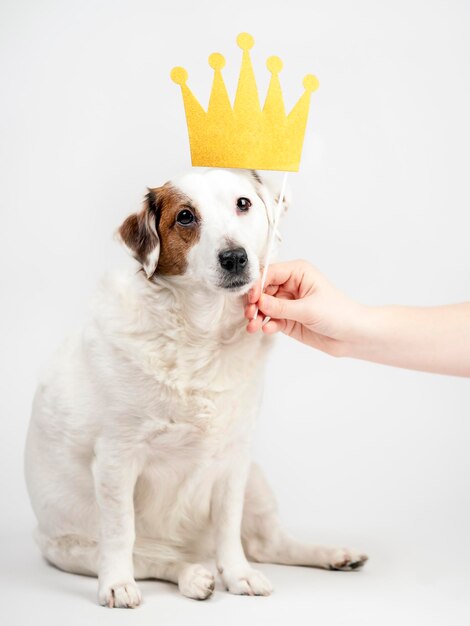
[118,183,201,278]
[154,184,201,276]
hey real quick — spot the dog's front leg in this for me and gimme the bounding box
[213,451,273,596]
[93,438,142,608]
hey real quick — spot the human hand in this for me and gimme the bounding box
[245,260,470,377]
[244,260,366,356]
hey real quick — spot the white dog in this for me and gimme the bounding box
[25,168,367,608]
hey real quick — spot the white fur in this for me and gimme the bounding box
[25,168,367,608]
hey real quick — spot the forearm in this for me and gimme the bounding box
[346,303,470,377]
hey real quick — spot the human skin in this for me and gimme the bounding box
[244,260,470,378]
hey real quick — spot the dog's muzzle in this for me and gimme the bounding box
[218,247,250,290]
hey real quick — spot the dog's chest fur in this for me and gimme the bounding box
[82,269,270,453]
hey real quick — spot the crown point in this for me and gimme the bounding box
[208,52,226,70]
[266,56,283,74]
[237,32,255,51]
[171,66,188,85]
[303,74,319,92]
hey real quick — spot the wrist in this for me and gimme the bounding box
[341,304,383,359]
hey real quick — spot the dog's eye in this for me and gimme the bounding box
[176,209,195,226]
[236,197,251,212]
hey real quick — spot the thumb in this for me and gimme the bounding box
[258,293,305,322]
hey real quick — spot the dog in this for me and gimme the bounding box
[25,168,367,608]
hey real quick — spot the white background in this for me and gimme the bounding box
[1,0,469,624]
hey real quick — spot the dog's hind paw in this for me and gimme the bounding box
[327,549,368,571]
[179,564,215,600]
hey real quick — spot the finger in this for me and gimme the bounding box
[262,260,311,289]
[244,303,258,320]
[246,314,265,333]
[247,283,261,304]
[264,283,279,297]
[258,293,303,322]
[248,271,283,305]
[262,318,287,334]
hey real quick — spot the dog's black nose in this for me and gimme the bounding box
[218,247,248,274]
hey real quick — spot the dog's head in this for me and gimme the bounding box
[118,168,287,294]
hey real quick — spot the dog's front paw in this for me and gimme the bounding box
[220,566,273,596]
[327,548,368,571]
[178,564,215,600]
[98,579,142,608]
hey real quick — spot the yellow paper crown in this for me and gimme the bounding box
[170,33,319,172]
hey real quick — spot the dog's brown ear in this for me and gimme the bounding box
[118,188,162,278]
